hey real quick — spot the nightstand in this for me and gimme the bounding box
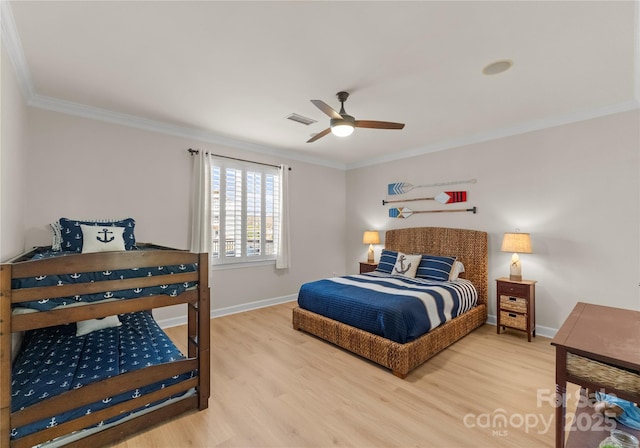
[496,278,537,342]
[359,262,378,274]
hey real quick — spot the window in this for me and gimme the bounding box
[210,158,280,265]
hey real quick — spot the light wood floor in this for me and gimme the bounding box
[112,302,572,448]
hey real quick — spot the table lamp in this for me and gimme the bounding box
[501,232,532,281]
[362,230,380,263]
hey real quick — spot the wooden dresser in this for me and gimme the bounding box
[551,302,640,448]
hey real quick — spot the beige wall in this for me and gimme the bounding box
[0,43,28,261]
[24,108,347,321]
[346,110,640,333]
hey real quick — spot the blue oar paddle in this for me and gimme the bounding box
[388,179,476,195]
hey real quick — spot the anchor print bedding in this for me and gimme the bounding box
[297,272,478,344]
[10,311,195,441]
[11,249,198,312]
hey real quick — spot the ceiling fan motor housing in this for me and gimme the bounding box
[330,115,355,127]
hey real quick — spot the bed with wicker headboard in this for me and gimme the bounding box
[292,227,488,378]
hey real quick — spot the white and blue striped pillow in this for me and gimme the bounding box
[375,249,398,274]
[416,255,457,281]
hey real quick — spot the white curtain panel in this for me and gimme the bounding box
[189,150,212,254]
[276,164,291,269]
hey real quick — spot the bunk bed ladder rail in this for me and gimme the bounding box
[185,252,211,410]
[196,252,210,410]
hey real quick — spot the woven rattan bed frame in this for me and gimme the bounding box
[292,227,488,378]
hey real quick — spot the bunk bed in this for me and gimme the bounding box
[293,227,488,378]
[1,243,210,448]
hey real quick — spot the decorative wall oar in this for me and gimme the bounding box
[388,178,476,195]
[389,206,477,218]
[382,191,467,206]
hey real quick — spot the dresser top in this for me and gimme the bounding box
[551,302,640,370]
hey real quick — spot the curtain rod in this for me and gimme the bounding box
[187,148,291,170]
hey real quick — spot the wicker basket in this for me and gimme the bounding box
[500,311,527,330]
[500,295,527,313]
[567,353,640,395]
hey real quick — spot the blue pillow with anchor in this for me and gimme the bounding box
[58,217,136,252]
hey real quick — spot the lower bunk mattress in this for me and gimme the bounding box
[10,311,195,443]
[297,272,478,344]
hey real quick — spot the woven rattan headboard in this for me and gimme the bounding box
[384,227,488,305]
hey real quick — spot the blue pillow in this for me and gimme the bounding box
[58,217,136,252]
[415,255,457,281]
[375,249,398,274]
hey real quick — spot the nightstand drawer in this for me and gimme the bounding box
[500,311,527,331]
[359,262,378,274]
[500,295,528,313]
[497,281,529,297]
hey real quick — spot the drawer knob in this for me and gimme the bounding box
[509,297,516,301]
[508,313,517,318]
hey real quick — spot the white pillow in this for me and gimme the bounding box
[50,221,62,251]
[76,315,122,336]
[12,332,23,363]
[81,224,126,253]
[391,252,421,278]
[449,261,465,281]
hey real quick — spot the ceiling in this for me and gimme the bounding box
[4,1,639,169]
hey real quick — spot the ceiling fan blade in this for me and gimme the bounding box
[311,100,343,119]
[306,128,331,143]
[354,120,405,130]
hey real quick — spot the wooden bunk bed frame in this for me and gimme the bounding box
[293,227,488,379]
[0,244,210,448]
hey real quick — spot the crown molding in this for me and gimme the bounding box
[28,94,347,170]
[346,99,640,170]
[0,0,34,99]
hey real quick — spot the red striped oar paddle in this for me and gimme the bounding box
[389,206,477,218]
[387,178,476,195]
[382,191,467,206]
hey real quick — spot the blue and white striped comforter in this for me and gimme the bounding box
[297,272,478,343]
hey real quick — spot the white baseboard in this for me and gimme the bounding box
[156,294,297,329]
[156,315,188,329]
[211,294,297,318]
[487,314,557,339]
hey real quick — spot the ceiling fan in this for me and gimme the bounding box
[307,91,405,143]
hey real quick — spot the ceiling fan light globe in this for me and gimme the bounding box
[331,123,354,137]
[330,117,355,137]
